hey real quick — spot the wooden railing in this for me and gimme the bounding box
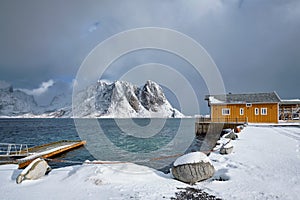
[0,143,29,157]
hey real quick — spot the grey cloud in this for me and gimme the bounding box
[19,79,54,96]
[0,0,299,113]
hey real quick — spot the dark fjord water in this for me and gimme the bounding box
[0,118,216,170]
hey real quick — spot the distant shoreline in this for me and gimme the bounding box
[0,116,194,119]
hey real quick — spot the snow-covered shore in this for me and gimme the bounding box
[197,125,300,199]
[0,125,299,200]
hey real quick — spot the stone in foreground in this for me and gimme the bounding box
[16,158,52,184]
[220,142,234,155]
[225,131,238,140]
[172,152,215,184]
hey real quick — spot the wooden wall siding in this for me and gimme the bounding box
[211,103,278,123]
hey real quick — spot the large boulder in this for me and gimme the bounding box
[220,141,234,155]
[172,152,215,184]
[16,158,51,184]
[225,131,238,140]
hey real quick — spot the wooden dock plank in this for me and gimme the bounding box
[17,140,86,169]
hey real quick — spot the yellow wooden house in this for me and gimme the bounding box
[205,92,281,123]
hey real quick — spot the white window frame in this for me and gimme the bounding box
[255,108,259,115]
[222,108,230,115]
[240,108,244,115]
[261,108,267,115]
[246,103,252,107]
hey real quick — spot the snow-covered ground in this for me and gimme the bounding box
[0,124,299,200]
[0,162,187,200]
[199,124,300,199]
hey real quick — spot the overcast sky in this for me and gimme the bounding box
[0,0,299,114]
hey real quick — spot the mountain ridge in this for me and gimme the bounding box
[0,80,184,118]
[73,80,184,118]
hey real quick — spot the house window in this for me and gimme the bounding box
[240,108,244,115]
[255,108,259,115]
[261,108,267,115]
[246,103,252,107]
[222,108,230,115]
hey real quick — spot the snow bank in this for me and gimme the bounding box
[1,125,300,199]
[222,141,233,148]
[0,162,187,200]
[196,125,300,199]
[173,152,212,167]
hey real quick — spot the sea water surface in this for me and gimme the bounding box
[0,118,216,170]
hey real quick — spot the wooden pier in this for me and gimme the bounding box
[16,140,86,169]
[195,117,247,136]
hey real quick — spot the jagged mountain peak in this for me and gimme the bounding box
[141,80,166,112]
[73,80,183,118]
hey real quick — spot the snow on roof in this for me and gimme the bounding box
[205,92,281,104]
[173,152,212,167]
[208,96,225,104]
[280,99,300,105]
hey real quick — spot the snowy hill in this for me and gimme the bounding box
[0,81,38,116]
[0,80,184,118]
[73,80,184,118]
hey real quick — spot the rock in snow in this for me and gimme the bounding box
[224,131,238,140]
[0,80,184,118]
[220,141,234,155]
[173,152,212,167]
[172,152,215,184]
[16,158,52,184]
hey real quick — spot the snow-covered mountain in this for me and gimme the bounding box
[0,81,38,116]
[0,80,184,118]
[73,80,184,118]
